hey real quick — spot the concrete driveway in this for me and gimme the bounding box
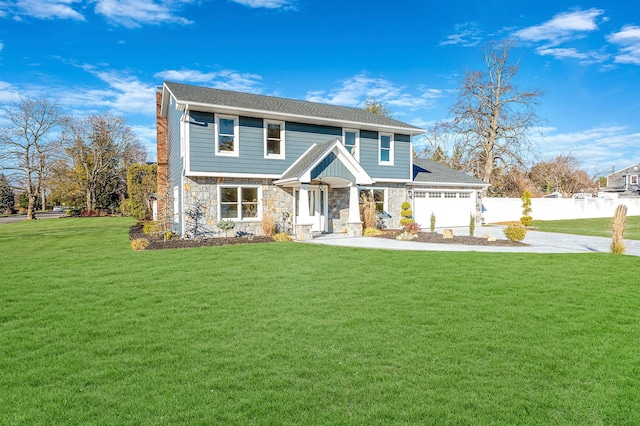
[308,226,640,257]
[0,211,66,225]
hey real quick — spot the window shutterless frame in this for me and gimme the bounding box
[215,114,239,156]
[378,133,394,165]
[264,120,285,159]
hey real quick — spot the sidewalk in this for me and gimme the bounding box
[306,226,640,256]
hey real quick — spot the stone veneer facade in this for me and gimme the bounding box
[180,177,409,237]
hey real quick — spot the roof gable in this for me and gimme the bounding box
[163,81,423,135]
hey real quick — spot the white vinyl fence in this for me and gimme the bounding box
[482,196,640,223]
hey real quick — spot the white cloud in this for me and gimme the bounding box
[533,126,640,173]
[0,80,22,103]
[514,8,603,47]
[230,0,294,9]
[130,124,157,160]
[305,73,442,111]
[440,22,483,47]
[10,0,84,20]
[154,68,264,93]
[94,0,192,28]
[607,25,640,65]
[537,47,588,59]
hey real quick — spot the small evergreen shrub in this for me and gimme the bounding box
[273,232,293,242]
[363,227,383,237]
[131,238,149,251]
[520,190,533,227]
[503,225,527,242]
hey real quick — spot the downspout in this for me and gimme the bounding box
[180,104,190,238]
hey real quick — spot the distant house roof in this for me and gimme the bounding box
[162,81,424,136]
[605,164,640,178]
[412,158,489,187]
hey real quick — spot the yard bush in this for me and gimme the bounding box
[363,227,383,237]
[273,232,293,242]
[130,238,149,251]
[142,221,163,238]
[504,224,527,242]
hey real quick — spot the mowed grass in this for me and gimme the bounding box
[533,216,640,240]
[1,218,639,425]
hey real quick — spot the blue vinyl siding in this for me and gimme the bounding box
[359,132,411,181]
[167,97,183,233]
[186,109,410,180]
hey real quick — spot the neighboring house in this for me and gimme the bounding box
[605,164,640,196]
[156,81,487,239]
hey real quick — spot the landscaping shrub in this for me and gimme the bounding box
[142,221,163,238]
[403,222,421,234]
[520,190,533,227]
[130,238,149,251]
[261,198,276,237]
[469,214,476,237]
[611,204,627,254]
[273,232,293,242]
[400,201,414,227]
[430,212,436,233]
[363,227,383,237]
[360,192,377,229]
[217,219,235,238]
[504,225,527,242]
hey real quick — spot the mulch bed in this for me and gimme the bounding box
[129,225,274,250]
[130,226,526,251]
[376,230,528,246]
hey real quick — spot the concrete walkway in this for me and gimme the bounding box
[306,226,640,256]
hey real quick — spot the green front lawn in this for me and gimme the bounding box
[1,218,639,424]
[533,216,640,240]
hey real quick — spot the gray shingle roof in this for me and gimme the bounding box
[164,81,423,134]
[413,158,488,186]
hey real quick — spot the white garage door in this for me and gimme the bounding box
[413,190,477,228]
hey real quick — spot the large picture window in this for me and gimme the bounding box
[216,115,238,156]
[264,120,285,159]
[219,186,260,220]
[379,133,394,165]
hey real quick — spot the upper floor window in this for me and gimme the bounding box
[264,120,285,159]
[216,115,238,156]
[379,133,394,165]
[343,129,359,160]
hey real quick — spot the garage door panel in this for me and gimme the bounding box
[413,191,476,228]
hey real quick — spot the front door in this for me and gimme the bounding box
[308,187,327,232]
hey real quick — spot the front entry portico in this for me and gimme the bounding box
[274,138,374,240]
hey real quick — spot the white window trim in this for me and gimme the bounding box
[215,114,239,157]
[631,175,638,185]
[217,185,262,222]
[378,133,394,166]
[342,129,360,161]
[264,120,285,159]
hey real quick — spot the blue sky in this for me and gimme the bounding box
[1,0,639,176]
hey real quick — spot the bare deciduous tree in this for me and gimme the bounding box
[422,40,544,192]
[363,97,393,117]
[0,98,61,219]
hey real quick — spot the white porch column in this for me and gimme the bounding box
[348,185,361,224]
[297,184,313,224]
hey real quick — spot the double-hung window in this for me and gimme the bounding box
[379,133,394,165]
[219,186,260,220]
[264,120,285,159]
[343,129,359,159]
[216,115,238,156]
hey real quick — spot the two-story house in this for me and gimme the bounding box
[156,81,487,239]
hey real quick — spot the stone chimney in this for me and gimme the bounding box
[156,87,168,212]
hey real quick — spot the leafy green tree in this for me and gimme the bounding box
[126,164,157,221]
